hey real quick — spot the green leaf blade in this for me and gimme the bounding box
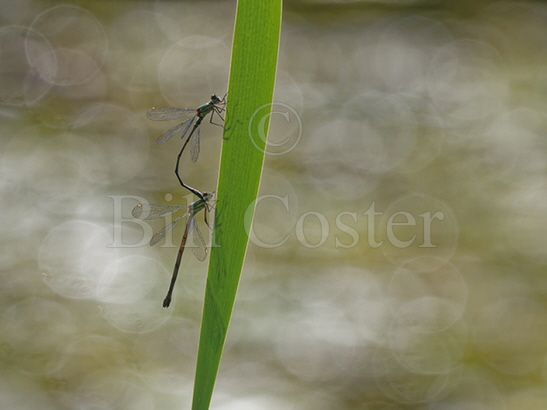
[191,0,282,408]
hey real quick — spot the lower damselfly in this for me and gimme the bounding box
[132,192,215,308]
[146,94,226,200]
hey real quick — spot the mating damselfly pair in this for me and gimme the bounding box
[135,94,225,307]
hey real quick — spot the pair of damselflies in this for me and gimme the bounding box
[146,94,226,200]
[137,94,225,307]
[132,192,214,308]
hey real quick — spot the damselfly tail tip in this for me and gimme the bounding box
[162,297,171,308]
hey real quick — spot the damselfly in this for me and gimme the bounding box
[132,192,215,308]
[146,94,226,199]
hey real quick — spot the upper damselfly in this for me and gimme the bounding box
[146,94,226,199]
[132,191,215,308]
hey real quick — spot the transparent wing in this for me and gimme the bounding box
[156,117,194,145]
[146,107,194,121]
[132,203,186,220]
[150,212,188,246]
[187,215,207,261]
[190,126,201,163]
[180,116,198,143]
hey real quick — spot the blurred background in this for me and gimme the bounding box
[2,0,547,408]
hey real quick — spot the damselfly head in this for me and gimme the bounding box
[210,94,221,103]
[202,191,215,201]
